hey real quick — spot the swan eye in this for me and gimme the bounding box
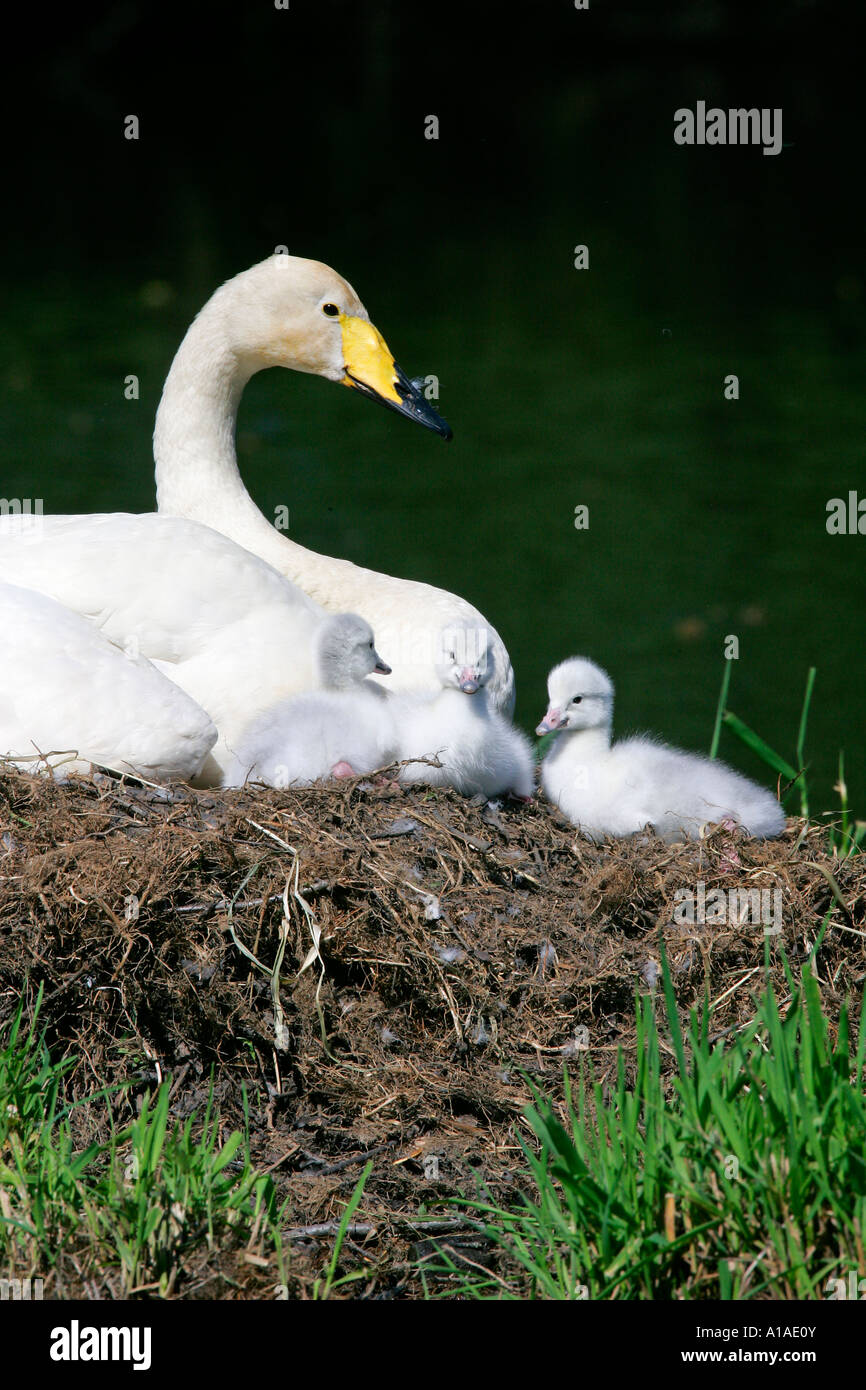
[322,302,340,318]
[572,696,582,705]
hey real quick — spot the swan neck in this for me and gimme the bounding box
[154,307,256,518]
[152,301,348,595]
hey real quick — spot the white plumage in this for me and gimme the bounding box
[393,623,535,799]
[537,657,785,841]
[0,255,514,733]
[222,613,395,788]
[152,254,514,714]
[0,514,328,785]
[0,581,216,782]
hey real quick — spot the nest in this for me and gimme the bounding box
[1,766,864,1297]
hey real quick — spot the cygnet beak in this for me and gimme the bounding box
[536,707,564,735]
[374,654,392,674]
[459,668,480,694]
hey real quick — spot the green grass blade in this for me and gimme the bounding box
[722,711,799,781]
[795,667,817,819]
[710,660,733,760]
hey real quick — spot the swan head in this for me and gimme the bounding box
[215,255,451,438]
[317,612,391,690]
[536,658,614,735]
[435,621,493,694]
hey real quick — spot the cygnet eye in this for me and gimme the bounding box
[572,696,583,704]
[322,302,340,318]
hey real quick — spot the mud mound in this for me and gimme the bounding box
[1,767,863,1297]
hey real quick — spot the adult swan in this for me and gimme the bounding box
[153,254,515,713]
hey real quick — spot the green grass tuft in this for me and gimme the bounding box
[0,991,288,1296]
[427,948,866,1300]
[712,661,860,853]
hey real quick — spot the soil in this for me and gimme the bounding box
[1,767,863,1298]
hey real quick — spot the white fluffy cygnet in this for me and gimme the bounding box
[222,613,394,788]
[536,657,786,842]
[393,622,535,799]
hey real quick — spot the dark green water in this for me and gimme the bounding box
[2,46,863,816]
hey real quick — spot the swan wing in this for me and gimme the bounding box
[0,581,216,780]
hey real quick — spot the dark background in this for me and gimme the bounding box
[2,0,864,813]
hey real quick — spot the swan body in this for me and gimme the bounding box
[152,255,515,713]
[0,255,515,763]
[0,514,329,784]
[537,657,786,841]
[0,581,216,781]
[393,623,534,799]
[223,613,396,788]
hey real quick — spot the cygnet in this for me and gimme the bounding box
[536,657,785,841]
[393,622,535,799]
[223,613,394,788]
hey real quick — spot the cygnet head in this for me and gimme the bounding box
[205,255,451,437]
[536,657,614,735]
[435,621,494,695]
[317,613,391,690]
